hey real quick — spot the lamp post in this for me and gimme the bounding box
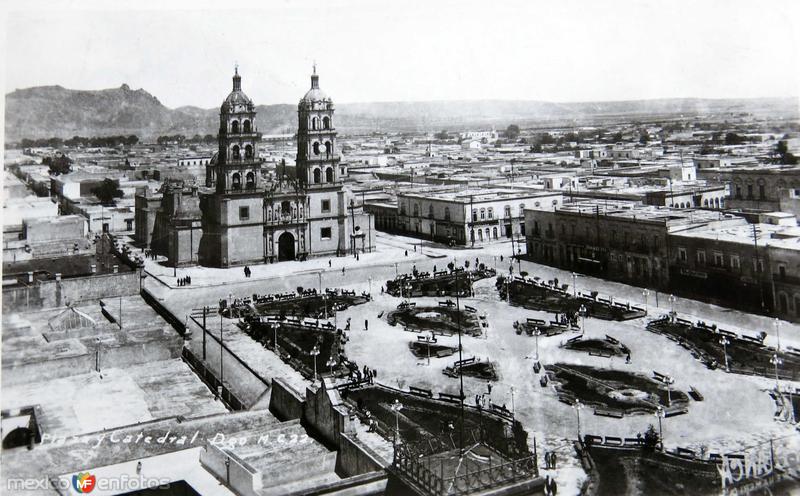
[510,386,516,418]
[326,356,337,377]
[391,399,403,445]
[579,304,587,335]
[774,318,781,351]
[310,345,320,383]
[668,294,676,319]
[655,406,665,450]
[719,336,730,372]
[318,271,323,293]
[533,326,541,361]
[771,353,783,392]
[573,399,583,440]
[642,289,650,315]
[663,375,674,407]
[271,322,279,351]
[572,272,578,297]
[475,394,487,442]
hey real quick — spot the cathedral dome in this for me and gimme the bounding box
[221,67,254,112]
[300,66,331,103]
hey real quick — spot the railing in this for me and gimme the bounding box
[393,449,536,496]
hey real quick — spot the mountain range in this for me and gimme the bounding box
[5,84,798,142]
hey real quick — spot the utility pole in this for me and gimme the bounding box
[752,224,766,312]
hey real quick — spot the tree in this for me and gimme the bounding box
[91,178,124,205]
[724,132,745,146]
[505,124,520,140]
[125,135,139,146]
[642,424,660,451]
[44,154,73,176]
[435,130,450,140]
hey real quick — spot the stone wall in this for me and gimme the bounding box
[336,433,388,477]
[269,377,305,421]
[3,271,140,312]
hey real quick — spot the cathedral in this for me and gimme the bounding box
[138,66,375,268]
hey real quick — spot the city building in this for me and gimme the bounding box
[698,165,800,215]
[383,187,564,246]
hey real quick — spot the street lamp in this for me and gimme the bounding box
[579,305,587,335]
[391,399,404,445]
[663,375,674,407]
[475,394,487,442]
[326,356,337,377]
[271,322,280,351]
[642,289,650,315]
[310,345,320,383]
[509,386,516,418]
[573,399,583,440]
[533,326,541,361]
[771,353,783,392]
[719,336,730,372]
[655,406,665,450]
[572,272,578,297]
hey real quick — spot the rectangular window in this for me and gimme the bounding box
[239,206,249,220]
[320,227,332,240]
[713,252,724,267]
[321,199,331,213]
[678,247,687,262]
[696,250,706,265]
[731,255,740,270]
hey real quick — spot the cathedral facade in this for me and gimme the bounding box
[140,67,375,268]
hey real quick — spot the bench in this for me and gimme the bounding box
[594,409,624,419]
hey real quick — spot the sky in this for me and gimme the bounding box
[2,0,799,109]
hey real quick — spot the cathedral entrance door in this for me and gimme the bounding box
[278,232,295,261]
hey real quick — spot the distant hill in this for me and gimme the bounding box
[5,83,798,141]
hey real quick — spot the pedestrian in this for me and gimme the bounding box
[405,250,408,257]
[329,259,332,267]
[356,253,360,261]
[364,319,369,331]
[342,267,346,275]
[433,265,437,273]
[413,245,417,252]
[187,276,191,285]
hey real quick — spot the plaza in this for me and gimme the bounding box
[139,232,800,494]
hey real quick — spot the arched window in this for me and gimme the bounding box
[245,145,253,159]
[268,208,272,221]
[325,167,334,182]
[493,227,498,239]
[243,120,251,133]
[312,117,318,130]
[519,204,525,216]
[325,141,332,156]
[313,142,321,155]
[444,207,451,221]
[231,120,239,134]
[485,228,490,240]
[313,168,321,184]
[232,145,240,160]
[472,209,477,221]
[232,173,241,190]
[323,116,330,129]
[480,209,485,220]
[281,200,291,215]
[488,207,494,219]
[504,205,511,218]
[478,230,484,241]
[245,171,255,188]
[413,204,419,217]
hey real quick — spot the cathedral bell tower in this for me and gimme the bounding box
[199,66,266,267]
[210,66,263,192]
[296,65,339,188]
